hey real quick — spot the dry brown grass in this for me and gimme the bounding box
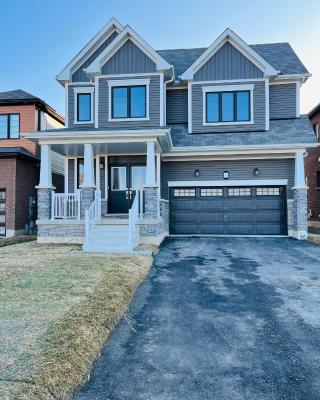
[0,241,152,399]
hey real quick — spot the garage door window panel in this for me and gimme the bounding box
[256,187,280,196]
[228,187,251,196]
[173,188,196,197]
[200,188,223,197]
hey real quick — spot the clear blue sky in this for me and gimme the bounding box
[1,0,319,116]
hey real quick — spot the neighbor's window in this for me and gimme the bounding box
[112,86,146,119]
[206,90,250,123]
[77,93,91,122]
[0,114,20,139]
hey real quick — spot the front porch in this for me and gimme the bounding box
[35,130,171,251]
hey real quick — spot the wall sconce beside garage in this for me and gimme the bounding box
[223,171,229,179]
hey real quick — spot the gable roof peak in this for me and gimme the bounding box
[85,23,172,77]
[180,27,279,80]
[56,17,124,84]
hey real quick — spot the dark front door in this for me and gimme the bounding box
[109,164,146,214]
[170,186,287,235]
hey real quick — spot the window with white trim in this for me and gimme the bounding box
[74,87,94,124]
[108,79,150,122]
[313,123,319,139]
[202,84,254,126]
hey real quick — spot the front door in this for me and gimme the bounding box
[109,164,146,214]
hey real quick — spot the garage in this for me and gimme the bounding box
[169,186,287,235]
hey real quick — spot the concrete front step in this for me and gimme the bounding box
[82,243,137,253]
[96,218,129,225]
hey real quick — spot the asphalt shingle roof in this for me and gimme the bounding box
[157,43,308,77]
[0,89,40,102]
[169,115,316,148]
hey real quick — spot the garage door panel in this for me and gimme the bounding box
[170,186,286,235]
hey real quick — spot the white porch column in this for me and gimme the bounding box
[38,144,53,188]
[82,143,95,188]
[146,142,156,186]
[294,151,307,188]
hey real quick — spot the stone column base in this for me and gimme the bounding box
[287,188,308,240]
[37,187,54,220]
[80,187,95,219]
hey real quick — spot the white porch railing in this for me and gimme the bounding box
[129,189,144,246]
[51,191,81,219]
[85,190,101,242]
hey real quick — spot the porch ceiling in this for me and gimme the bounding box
[50,142,152,156]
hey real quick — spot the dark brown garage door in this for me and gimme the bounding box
[0,190,6,236]
[169,186,287,235]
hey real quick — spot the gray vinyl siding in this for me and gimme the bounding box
[192,80,265,133]
[161,159,295,199]
[166,89,188,124]
[68,159,75,193]
[102,40,156,75]
[68,85,95,129]
[72,31,118,82]
[269,84,297,119]
[194,42,263,81]
[51,151,64,176]
[98,75,160,129]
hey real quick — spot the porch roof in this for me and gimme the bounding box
[24,128,172,155]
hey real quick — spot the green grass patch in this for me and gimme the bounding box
[0,241,152,399]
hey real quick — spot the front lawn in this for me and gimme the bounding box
[0,242,152,400]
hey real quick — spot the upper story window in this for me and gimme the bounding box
[112,86,146,119]
[74,87,94,124]
[0,114,20,139]
[108,79,150,122]
[203,84,253,126]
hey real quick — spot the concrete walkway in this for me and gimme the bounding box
[75,237,320,400]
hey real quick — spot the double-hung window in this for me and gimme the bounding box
[108,79,150,121]
[203,84,253,125]
[0,114,20,139]
[74,87,94,124]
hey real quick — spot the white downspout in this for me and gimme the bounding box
[163,66,174,126]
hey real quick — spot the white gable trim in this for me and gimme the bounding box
[85,25,171,76]
[56,18,123,84]
[180,28,279,81]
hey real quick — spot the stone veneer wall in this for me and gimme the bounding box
[37,188,53,220]
[37,221,85,244]
[288,188,308,240]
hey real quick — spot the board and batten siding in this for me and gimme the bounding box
[68,85,95,129]
[191,80,266,133]
[269,84,297,119]
[161,159,295,199]
[98,75,161,129]
[102,40,156,75]
[166,89,188,124]
[194,42,264,81]
[72,31,118,82]
[67,159,75,193]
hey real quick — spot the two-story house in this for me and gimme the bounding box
[0,89,64,238]
[305,103,320,227]
[25,18,316,252]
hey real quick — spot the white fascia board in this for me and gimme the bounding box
[168,179,288,187]
[85,25,171,76]
[56,18,124,83]
[180,28,278,80]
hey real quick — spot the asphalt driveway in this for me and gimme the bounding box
[75,238,320,400]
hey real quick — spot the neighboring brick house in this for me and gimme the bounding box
[305,103,320,227]
[0,90,64,237]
